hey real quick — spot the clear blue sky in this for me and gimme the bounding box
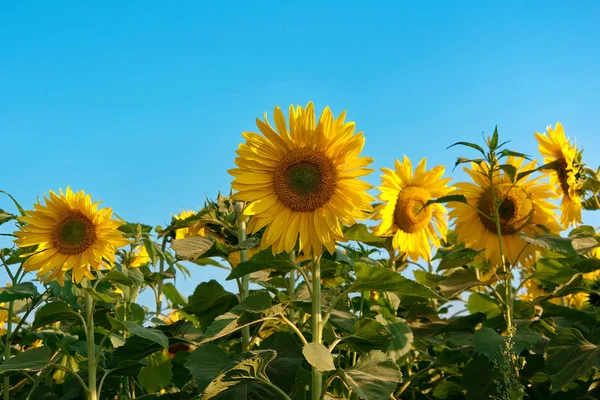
[1,1,599,307]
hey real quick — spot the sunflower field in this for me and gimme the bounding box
[1,103,600,400]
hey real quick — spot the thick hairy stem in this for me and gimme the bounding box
[288,251,296,322]
[311,254,323,400]
[85,292,98,400]
[235,202,250,351]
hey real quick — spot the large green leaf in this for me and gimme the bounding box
[437,248,483,271]
[467,292,502,318]
[202,350,278,399]
[108,316,169,350]
[375,314,413,362]
[344,318,393,354]
[302,343,335,372]
[0,346,52,373]
[227,249,296,280]
[339,350,402,400]
[171,236,217,260]
[462,355,498,400]
[472,327,504,363]
[0,282,38,302]
[545,328,600,390]
[163,282,187,307]
[32,301,80,329]
[185,344,230,391]
[519,233,577,255]
[259,332,304,395]
[343,223,384,244]
[439,268,482,298]
[138,351,173,393]
[351,263,443,300]
[184,280,239,328]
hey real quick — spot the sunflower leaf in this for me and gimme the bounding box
[32,301,81,329]
[0,282,38,302]
[0,190,26,217]
[423,194,468,209]
[171,236,216,260]
[489,126,499,150]
[343,223,384,244]
[0,346,52,373]
[515,159,561,182]
[302,343,335,372]
[519,233,577,255]
[498,149,531,160]
[447,141,486,157]
[499,164,517,182]
[338,350,403,400]
[545,328,600,391]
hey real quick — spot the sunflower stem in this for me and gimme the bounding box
[85,291,98,400]
[155,236,168,319]
[288,251,296,322]
[235,202,250,352]
[3,300,14,400]
[311,254,323,400]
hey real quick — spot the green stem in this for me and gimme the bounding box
[311,254,323,400]
[156,236,168,319]
[320,374,338,400]
[490,182,513,332]
[85,291,98,400]
[235,202,250,351]
[3,301,14,400]
[288,251,296,322]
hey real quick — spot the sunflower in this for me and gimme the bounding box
[0,303,7,333]
[129,245,151,268]
[449,158,562,266]
[535,122,583,228]
[372,156,453,261]
[14,187,129,285]
[229,102,374,255]
[174,210,207,239]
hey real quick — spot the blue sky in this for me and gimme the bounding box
[1,1,599,307]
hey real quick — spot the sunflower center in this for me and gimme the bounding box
[556,157,571,197]
[477,183,533,234]
[273,149,336,212]
[53,213,97,255]
[394,186,432,233]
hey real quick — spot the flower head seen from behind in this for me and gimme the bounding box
[372,156,453,261]
[535,122,583,228]
[229,102,374,255]
[14,187,129,285]
[449,157,562,266]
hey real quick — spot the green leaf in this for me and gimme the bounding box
[227,249,296,280]
[439,268,481,298]
[433,380,463,399]
[447,141,486,156]
[339,350,402,400]
[467,293,502,318]
[32,301,80,329]
[515,159,561,182]
[472,327,505,363]
[519,233,577,255]
[499,164,517,182]
[302,343,335,372]
[108,316,169,350]
[343,223,384,244]
[202,350,277,398]
[545,328,600,391]
[104,270,135,286]
[489,126,499,150]
[513,328,542,354]
[498,149,531,161]
[375,314,413,362]
[437,248,483,271]
[424,194,468,209]
[184,280,239,328]
[84,288,120,304]
[163,282,187,307]
[570,258,600,274]
[0,346,52,373]
[171,236,216,260]
[462,356,498,400]
[0,282,38,302]
[345,318,393,354]
[352,263,443,300]
[138,351,173,393]
[0,190,26,217]
[185,344,229,391]
[0,209,16,226]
